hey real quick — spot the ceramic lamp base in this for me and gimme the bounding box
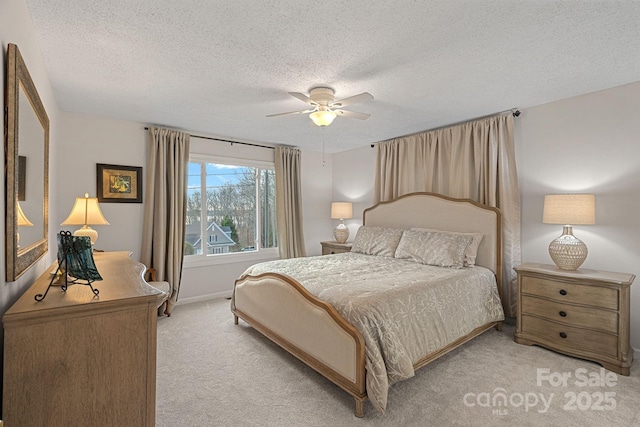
[334,223,349,244]
[74,225,98,245]
[548,226,587,270]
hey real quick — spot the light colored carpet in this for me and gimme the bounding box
[156,298,640,426]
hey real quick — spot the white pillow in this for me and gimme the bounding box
[395,230,472,268]
[351,226,404,257]
[411,227,483,267]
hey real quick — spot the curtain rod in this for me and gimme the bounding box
[370,109,521,147]
[144,127,275,150]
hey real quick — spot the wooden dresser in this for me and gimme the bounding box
[2,251,161,427]
[320,241,353,255]
[514,263,635,375]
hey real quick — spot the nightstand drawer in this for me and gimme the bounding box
[320,241,352,255]
[521,315,618,358]
[522,276,618,310]
[322,247,351,255]
[521,296,618,334]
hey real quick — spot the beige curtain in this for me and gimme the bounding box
[374,114,521,316]
[275,146,306,259]
[141,127,190,314]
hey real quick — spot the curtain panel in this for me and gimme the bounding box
[141,127,190,315]
[274,146,307,259]
[374,114,520,316]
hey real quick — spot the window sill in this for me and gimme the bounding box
[183,248,279,268]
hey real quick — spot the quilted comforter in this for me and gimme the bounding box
[241,252,504,413]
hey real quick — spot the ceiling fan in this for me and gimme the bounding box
[267,87,374,127]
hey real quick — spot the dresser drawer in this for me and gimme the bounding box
[521,296,618,334]
[521,276,618,310]
[521,315,618,358]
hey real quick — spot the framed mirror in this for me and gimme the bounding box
[5,43,49,281]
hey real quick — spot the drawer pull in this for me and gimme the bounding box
[559,311,567,317]
[559,332,567,339]
[559,289,567,296]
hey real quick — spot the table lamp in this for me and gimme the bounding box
[16,201,34,249]
[61,193,110,245]
[542,194,595,270]
[331,202,353,243]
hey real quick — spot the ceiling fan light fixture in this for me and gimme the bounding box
[268,87,373,126]
[309,107,337,127]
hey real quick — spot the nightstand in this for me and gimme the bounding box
[514,263,635,376]
[321,241,353,255]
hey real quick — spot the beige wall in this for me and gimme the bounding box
[332,145,377,237]
[57,112,147,254]
[301,150,334,256]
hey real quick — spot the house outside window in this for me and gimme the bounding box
[185,155,277,259]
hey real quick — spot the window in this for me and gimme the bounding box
[185,156,277,258]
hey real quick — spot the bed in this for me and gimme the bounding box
[231,192,505,416]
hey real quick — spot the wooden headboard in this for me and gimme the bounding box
[363,192,502,291]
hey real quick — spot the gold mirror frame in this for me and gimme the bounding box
[5,43,49,281]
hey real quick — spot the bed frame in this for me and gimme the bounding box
[232,192,503,417]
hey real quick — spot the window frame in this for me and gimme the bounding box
[183,153,278,267]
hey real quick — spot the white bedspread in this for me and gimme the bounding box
[241,252,504,413]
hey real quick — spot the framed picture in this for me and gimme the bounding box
[97,164,142,203]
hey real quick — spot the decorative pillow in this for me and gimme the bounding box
[395,230,473,268]
[411,228,483,267]
[351,226,405,257]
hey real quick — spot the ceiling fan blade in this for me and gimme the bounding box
[332,92,373,108]
[288,92,317,105]
[266,109,314,118]
[334,109,370,120]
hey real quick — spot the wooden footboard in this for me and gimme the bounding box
[233,271,502,417]
[232,272,367,417]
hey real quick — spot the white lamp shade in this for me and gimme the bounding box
[331,202,353,219]
[543,194,595,225]
[309,107,337,127]
[61,193,110,226]
[16,201,34,226]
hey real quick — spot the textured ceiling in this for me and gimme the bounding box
[24,0,640,153]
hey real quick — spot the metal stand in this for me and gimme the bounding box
[35,231,100,301]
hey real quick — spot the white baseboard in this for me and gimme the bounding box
[176,290,232,306]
